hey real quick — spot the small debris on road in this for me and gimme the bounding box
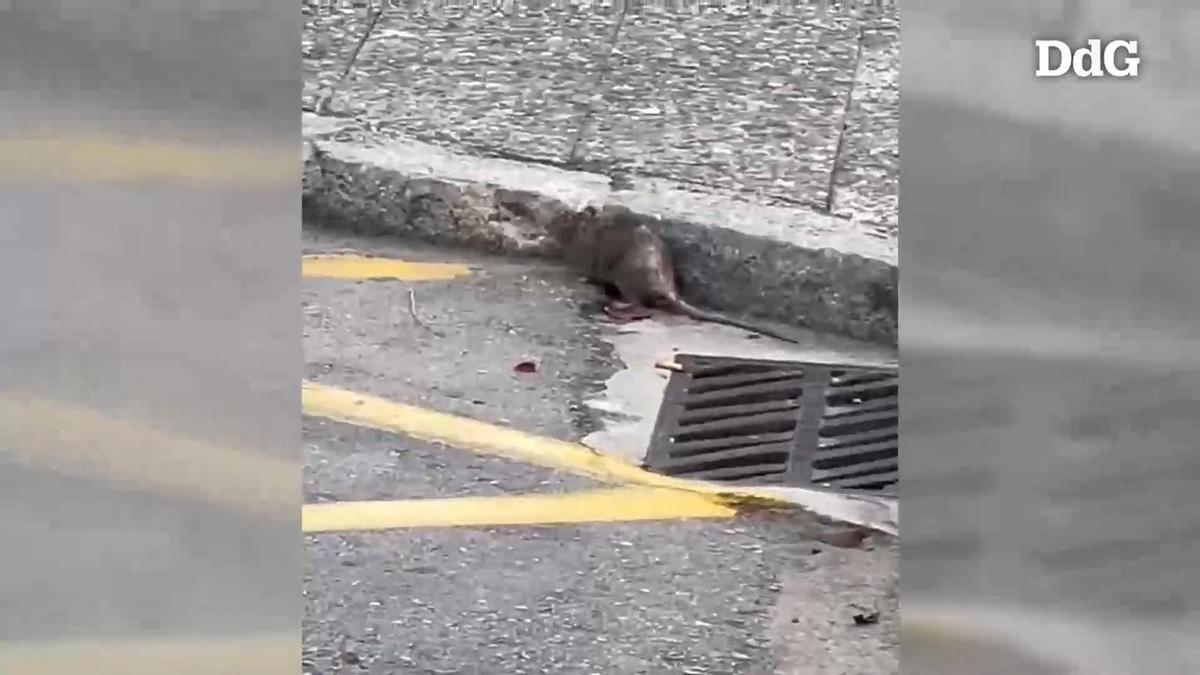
[654,359,683,373]
[407,288,443,336]
[851,607,881,626]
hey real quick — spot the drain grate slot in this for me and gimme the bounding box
[677,398,800,424]
[681,460,793,483]
[681,381,805,410]
[814,439,897,469]
[666,431,798,457]
[688,370,807,393]
[813,457,898,482]
[822,411,897,437]
[674,411,802,443]
[645,354,899,494]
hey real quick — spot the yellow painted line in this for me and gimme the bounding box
[303,486,736,533]
[0,134,295,188]
[301,382,777,505]
[304,381,688,490]
[0,393,295,520]
[0,634,292,675]
[302,254,471,281]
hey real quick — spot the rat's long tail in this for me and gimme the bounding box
[670,298,802,344]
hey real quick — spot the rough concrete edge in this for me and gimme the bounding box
[747,486,897,537]
[302,114,898,344]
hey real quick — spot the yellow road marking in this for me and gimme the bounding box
[301,382,778,505]
[303,487,736,533]
[0,134,294,188]
[0,634,292,675]
[303,381,687,489]
[302,255,471,281]
[0,393,295,520]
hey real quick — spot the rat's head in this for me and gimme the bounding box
[546,205,599,243]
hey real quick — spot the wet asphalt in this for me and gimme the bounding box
[301,229,899,674]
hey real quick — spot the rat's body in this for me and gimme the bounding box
[550,205,802,344]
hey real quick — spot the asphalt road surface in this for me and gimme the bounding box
[301,230,899,674]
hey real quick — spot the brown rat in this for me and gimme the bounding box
[549,204,802,344]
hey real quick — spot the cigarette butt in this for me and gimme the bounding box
[654,360,683,372]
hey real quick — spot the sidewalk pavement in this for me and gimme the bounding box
[301,2,899,344]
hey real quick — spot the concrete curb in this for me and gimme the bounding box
[746,486,897,537]
[302,113,897,344]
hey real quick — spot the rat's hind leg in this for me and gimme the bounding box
[579,277,631,316]
[600,270,656,322]
[581,276,625,299]
[603,300,653,322]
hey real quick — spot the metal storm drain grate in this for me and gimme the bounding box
[644,354,898,494]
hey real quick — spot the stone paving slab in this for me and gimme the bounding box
[302,4,625,164]
[832,23,899,233]
[301,1,899,229]
[579,8,862,212]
